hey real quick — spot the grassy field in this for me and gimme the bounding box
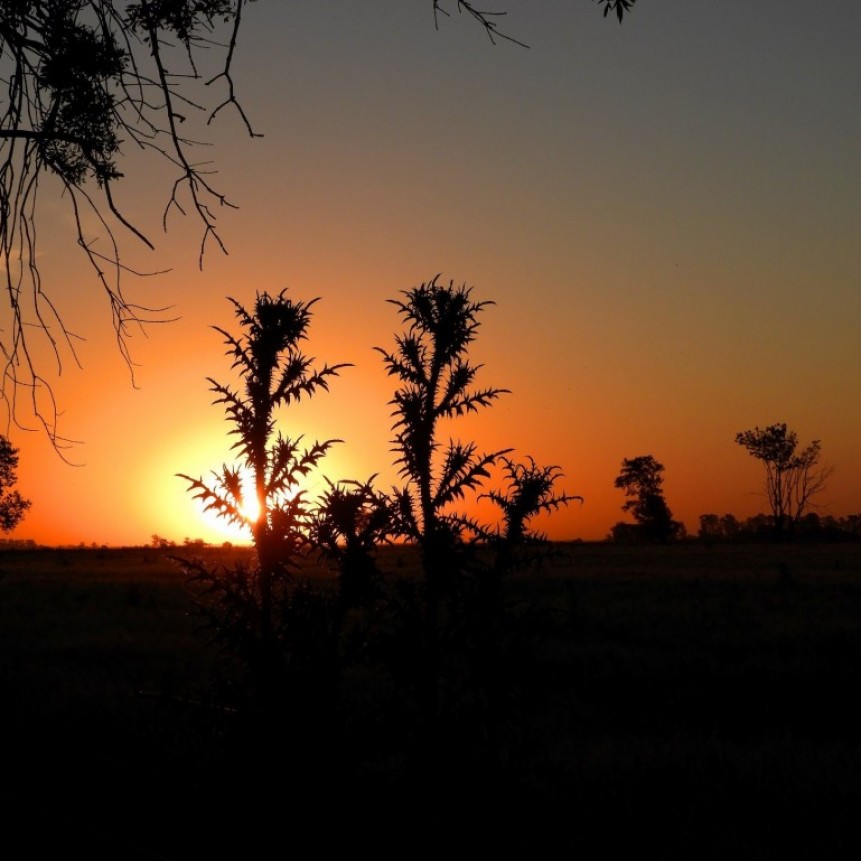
[2,541,861,858]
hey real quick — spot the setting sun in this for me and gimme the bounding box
[197,503,254,545]
[184,461,323,546]
[192,466,260,545]
[239,491,261,526]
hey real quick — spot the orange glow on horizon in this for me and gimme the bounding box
[4,4,859,549]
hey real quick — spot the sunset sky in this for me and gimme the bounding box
[6,1,860,546]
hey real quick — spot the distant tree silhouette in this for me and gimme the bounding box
[698,513,721,542]
[1,0,636,446]
[698,513,741,543]
[720,513,741,539]
[698,511,860,544]
[612,455,683,543]
[735,423,834,540]
[0,435,31,532]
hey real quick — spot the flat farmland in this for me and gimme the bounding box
[2,542,860,858]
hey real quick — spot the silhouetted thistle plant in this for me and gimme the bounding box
[311,476,393,610]
[308,475,394,687]
[377,276,512,723]
[177,290,348,714]
[174,279,582,780]
[375,277,584,778]
[484,455,583,573]
[452,456,581,750]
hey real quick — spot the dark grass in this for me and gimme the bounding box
[2,542,861,858]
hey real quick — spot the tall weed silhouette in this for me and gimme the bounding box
[376,277,510,719]
[176,279,579,783]
[177,290,348,717]
[376,276,580,754]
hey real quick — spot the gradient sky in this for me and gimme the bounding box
[6,1,860,546]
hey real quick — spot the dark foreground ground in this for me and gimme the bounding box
[2,542,861,859]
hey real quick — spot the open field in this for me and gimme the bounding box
[2,542,861,858]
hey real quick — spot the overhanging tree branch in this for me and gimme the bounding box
[1,0,256,448]
[1,1,637,450]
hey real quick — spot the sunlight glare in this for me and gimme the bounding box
[193,466,260,545]
[240,490,261,525]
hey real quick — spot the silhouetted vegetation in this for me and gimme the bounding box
[0,537,38,550]
[611,454,684,543]
[172,280,579,785]
[378,278,511,729]
[699,511,861,544]
[0,434,30,532]
[735,423,833,541]
[376,277,580,760]
[176,291,349,730]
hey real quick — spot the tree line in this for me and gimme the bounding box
[610,423,845,544]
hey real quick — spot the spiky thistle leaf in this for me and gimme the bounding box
[483,455,582,545]
[434,441,512,509]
